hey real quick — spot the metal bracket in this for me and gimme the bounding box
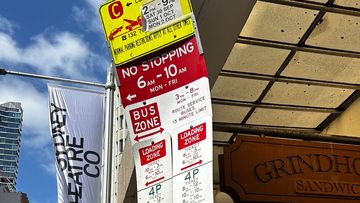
[105,82,116,90]
[0,68,7,75]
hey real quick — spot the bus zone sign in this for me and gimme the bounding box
[99,0,194,65]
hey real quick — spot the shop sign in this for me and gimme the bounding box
[220,135,360,203]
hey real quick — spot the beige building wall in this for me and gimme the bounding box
[323,98,360,137]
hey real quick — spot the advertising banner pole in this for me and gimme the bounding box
[48,85,105,203]
[101,64,115,203]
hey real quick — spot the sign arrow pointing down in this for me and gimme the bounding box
[134,128,164,142]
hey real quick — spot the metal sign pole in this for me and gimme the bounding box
[101,64,115,203]
[0,68,105,88]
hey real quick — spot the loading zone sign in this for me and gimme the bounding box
[171,117,213,176]
[99,0,194,65]
[134,134,173,202]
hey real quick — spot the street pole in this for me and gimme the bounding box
[101,65,115,203]
[0,68,105,88]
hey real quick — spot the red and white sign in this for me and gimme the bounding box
[139,139,166,166]
[172,117,213,175]
[129,102,163,142]
[117,36,207,108]
[178,122,206,150]
[173,162,213,203]
[117,35,213,203]
[133,134,172,191]
[125,77,211,145]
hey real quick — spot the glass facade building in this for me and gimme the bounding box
[0,102,22,191]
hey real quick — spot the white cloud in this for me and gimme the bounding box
[0,77,56,177]
[0,32,20,62]
[0,77,50,148]
[0,5,110,191]
[84,0,104,10]
[73,0,105,33]
[0,11,107,178]
[0,31,107,82]
[0,15,17,34]
[41,163,56,175]
[40,148,56,176]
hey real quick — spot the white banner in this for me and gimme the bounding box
[48,85,104,203]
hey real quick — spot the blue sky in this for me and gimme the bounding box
[0,0,110,202]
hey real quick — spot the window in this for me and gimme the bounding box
[0,149,17,155]
[0,117,21,123]
[0,144,17,150]
[0,139,18,145]
[0,127,20,134]
[0,111,21,118]
[0,122,19,128]
[0,166,16,172]
[0,133,19,139]
[0,155,17,161]
[0,160,17,166]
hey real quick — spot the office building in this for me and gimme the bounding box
[0,190,29,203]
[0,102,23,192]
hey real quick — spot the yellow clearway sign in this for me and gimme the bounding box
[99,0,194,65]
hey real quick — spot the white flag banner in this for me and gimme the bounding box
[48,85,105,203]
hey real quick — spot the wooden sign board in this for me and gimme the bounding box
[220,135,360,203]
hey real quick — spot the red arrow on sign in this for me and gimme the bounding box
[145,176,165,187]
[181,160,203,171]
[134,128,164,142]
